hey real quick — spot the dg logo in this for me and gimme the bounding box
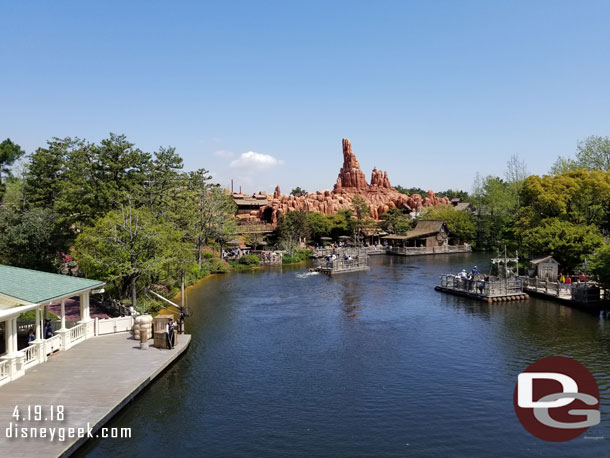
[514,356,600,441]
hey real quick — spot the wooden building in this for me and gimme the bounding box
[381,219,449,248]
[530,256,560,280]
[232,193,269,219]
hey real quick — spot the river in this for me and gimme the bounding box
[77,253,610,457]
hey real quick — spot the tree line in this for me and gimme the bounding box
[2,133,610,304]
[0,134,236,312]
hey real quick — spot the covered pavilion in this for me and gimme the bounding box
[0,264,104,386]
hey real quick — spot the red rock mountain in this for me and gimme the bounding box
[236,138,449,224]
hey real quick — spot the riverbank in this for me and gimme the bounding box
[0,332,190,457]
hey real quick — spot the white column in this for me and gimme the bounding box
[79,291,93,339]
[79,292,90,321]
[10,318,17,354]
[3,320,11,355]
[35,307,41,340]
[60,300,66,331]
[44,305,48,320]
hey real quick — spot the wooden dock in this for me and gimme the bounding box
[0,332,190,457]
[520,277,609,310]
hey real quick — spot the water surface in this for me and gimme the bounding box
[78,254,610,457]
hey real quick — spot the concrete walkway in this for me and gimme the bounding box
[0,332,190,457]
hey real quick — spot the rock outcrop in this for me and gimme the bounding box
[236,138,450,224]
[334,138,369,190]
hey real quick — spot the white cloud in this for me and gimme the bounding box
[214,150,234,158]
[230,151,282,169]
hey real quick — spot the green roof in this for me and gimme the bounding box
[0,265,104,304]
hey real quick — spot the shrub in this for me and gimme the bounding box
[238,254,260,266]
[209,257,231,273]
[282,249,311,264]
[136,297,164,315]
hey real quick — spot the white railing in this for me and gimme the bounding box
[69,322,86,344]
[86,320,95,337]
[96,316,134,336]
[45,335,62,355]
[0,360,10,382]
[23,344,39,367]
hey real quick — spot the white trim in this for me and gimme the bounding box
[0,284,105,321]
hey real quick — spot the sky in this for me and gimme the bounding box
[2,1,610,194]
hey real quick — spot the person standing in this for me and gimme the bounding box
[166,318,176,349]
[44,319,54,339]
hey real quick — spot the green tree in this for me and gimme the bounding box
[522,219,603,271]
[0,139,25,199]
[141,146,184,219]
[91,133,151,214]
[328,210,354,240]
[276,210,310,254]
[471,175,513,248]
[435,189,470,201]
[395,185,426,196]
[181,170,236,267]
[305,212,333,242]
[74,205,192,308]
[290,187,307,196]
[550,156,579,175]
[25,139,68,208]
[575,135,610,171]
[505,154,528,211]
[550,135,610,174]
[519,170,610,232]
[425,206,476,244]
[379,208,414,233]
[0,207,63,270]
[351,195,371,246]
[589,243,610,284]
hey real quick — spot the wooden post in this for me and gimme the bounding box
[181,271,185,310]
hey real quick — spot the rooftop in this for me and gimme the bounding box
[0,265,104,307]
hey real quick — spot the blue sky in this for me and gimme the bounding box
[2,1,609,194]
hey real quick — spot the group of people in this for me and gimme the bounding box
[457,266,484,281]
[25,319,55,344]
[325,253,338,266]
[259,251,281,264]
[222,248,248,259]
[558,272,588,289]
[454,266,491,294]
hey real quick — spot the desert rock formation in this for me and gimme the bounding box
[235,138,449,224]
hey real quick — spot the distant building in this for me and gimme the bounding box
[232,193,268,218]
[530,256,560,280]
[451,197,471,211]
[381,219,449,248]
